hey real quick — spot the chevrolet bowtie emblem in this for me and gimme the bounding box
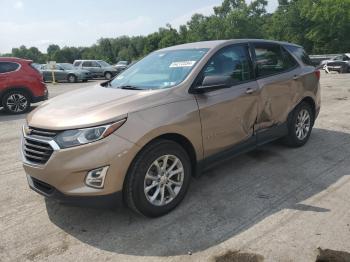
[24,126,32,135]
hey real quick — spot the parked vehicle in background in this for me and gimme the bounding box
[31,63,44,71]
[320,53,350,73]
[73,60,118,80]
[0,57,47,114]
[114,60,129,73]
[23,39,320,217]
[39,63,92,83]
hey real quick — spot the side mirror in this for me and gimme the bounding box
[192,75,231,94]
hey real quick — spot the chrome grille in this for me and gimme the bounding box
[30,128,57,138]
[23,127,58,165]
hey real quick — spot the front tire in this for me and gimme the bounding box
[67,74,77,83]
[283,102,314,147]
[2,90,31,114]
[124,140,191,217]
[104,72,112,80]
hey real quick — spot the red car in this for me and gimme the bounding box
[0,57,48,114]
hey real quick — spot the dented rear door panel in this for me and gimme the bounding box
[255,67,302,130]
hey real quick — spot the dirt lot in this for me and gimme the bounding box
[0,73,349,262]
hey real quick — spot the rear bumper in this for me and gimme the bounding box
[32,90,48,103]
[27,175,123,208]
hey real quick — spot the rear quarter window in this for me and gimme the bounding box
[0,62,20,73]
[285,45,314,66]
[253,43,298,78]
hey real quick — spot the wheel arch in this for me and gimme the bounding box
[288,96,316,126]
[67,73,77,81]
[0,86,34,103]
[300,96,316,123]
[126,132,198,180]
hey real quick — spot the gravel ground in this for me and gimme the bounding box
[0,73,349,262]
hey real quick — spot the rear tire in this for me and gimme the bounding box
[2,90,31,114]
[283,102,314,147]
[124,139,191,217]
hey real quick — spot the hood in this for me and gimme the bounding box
[27,85,165,130]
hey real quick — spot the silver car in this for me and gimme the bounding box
[73,60,118,80]
[40,63,92,83]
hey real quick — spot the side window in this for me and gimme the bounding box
[91,61,100,67]
[74,61,81,66]
[82,61,91,67]
[254,44,298,78]
[334,56,342,61]
[202,45,253,84]
[0,62,20,73]
[285,45,313,66]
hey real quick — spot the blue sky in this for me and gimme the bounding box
[0,0,278,53]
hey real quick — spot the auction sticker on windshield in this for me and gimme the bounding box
[169,61,196,68]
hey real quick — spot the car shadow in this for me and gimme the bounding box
[0,106,37,122]
[45,128,350,256]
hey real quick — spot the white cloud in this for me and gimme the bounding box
[0,16,153,53]
[13,1,24,9]
[169,4,216,29]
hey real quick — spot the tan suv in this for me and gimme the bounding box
[22,39,321,217]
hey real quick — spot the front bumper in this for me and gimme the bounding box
[22,132,140,200]
[27,175,123,207]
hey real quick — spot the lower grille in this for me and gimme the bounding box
[31,177,54,195]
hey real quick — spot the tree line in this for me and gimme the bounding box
[2,0,349,64]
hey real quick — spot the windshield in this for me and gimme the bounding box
[98,60,111,67]
[108,48,208,90]
[59,63,74,70]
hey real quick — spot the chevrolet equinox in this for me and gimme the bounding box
[22,40,321,217]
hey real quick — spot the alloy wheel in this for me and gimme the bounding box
[144,154,184,206]
[295,109,311,140]
[6,93,28,113]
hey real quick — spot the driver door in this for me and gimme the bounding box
[194,44,259,158]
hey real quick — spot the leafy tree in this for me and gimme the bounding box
[4,0,350,63]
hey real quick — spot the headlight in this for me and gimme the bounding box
[54,119,126,148]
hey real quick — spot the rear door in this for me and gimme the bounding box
[91,61,103,76]
[81,61,95,75]
[0,62,20,87]
[194,44,259,158]
[0,62,9,86]
[251,42,301,134]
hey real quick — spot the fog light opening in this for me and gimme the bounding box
[85,166,109,189]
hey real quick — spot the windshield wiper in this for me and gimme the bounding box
[118,85,143,90]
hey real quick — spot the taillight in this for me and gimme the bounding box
[315,70,320,80]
